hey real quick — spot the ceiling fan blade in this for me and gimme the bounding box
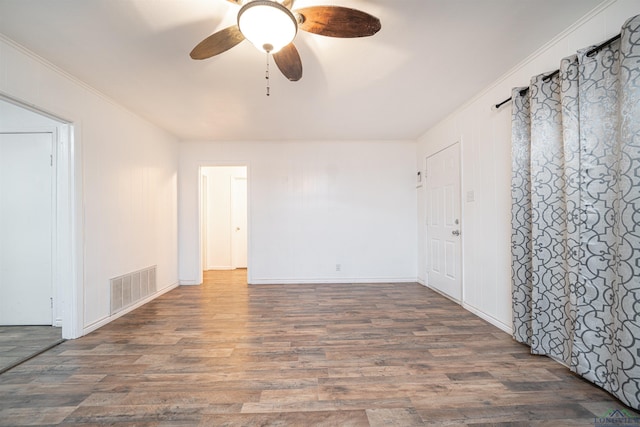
[296,6,381,38]
[273,43,303,81]
[190,25,245,60]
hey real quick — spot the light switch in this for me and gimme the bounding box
[467,191,475,202]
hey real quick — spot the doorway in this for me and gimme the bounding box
[425,143,462,301]
[200,166,248,272]
[0,96,78,342]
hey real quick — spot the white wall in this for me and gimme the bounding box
[0,35,179,337]
[179,141,417,285]
[202,166,247,270]
[416,0,639,332]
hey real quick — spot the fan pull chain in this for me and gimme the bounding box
[265,53,270,97]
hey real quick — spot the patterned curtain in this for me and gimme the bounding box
[511,14,640,410]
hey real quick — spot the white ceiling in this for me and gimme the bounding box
[0,0,604,141]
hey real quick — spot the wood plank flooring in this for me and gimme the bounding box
[0,326,63,374]
[0,270,638,426]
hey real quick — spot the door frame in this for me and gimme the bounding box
[0,93,82,339]
[424,140,464,303]
[196,163,250,282]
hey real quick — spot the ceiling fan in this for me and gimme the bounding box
[190,0,381,82]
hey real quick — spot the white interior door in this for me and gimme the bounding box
[201,174,208,271]
[0,132,53,325]
[426,143,462,301]
[231,176,247,269]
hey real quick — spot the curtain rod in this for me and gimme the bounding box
[586,33,621,57]
[542,69,559,82]
[494,88,529,110]
[493,32,622,110]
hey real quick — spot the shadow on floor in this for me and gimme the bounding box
[0,326,64,374]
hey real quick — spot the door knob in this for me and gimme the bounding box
[236,227,240,231]
[452,230,460,236]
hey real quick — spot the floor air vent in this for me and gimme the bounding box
[110,266,156,315]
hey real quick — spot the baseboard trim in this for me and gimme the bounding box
[179,279,201,286]
[82,282,179,336]
[423,284,461,304]
[248,277,418,285]
[462,302,512,334]
[421,283,512,335]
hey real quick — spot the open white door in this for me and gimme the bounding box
[231,176,247,269]
[201,174,208,271]
[425,143,462,301]
[0,132,53,325]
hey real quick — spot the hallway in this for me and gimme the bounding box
[0,271,636,425]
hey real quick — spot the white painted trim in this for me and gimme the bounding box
[487,0,616,91]
[463,302,512,335]
[424,283,461,304]
[458,136,467,306]
[425,282,513,334]
[228,175,234,268]
[248,277,419,285]
[69,122,84,340]
[419,0,618,138]
[0,97,82,340]
[0,34,160,126]
[0,93,71,125]
[180,280,201,286]
[82,282,179,335]
[207,266,234,271]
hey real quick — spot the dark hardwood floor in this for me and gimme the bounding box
[0,270,637,426]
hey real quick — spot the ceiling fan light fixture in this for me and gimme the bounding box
[238,0,297,54]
